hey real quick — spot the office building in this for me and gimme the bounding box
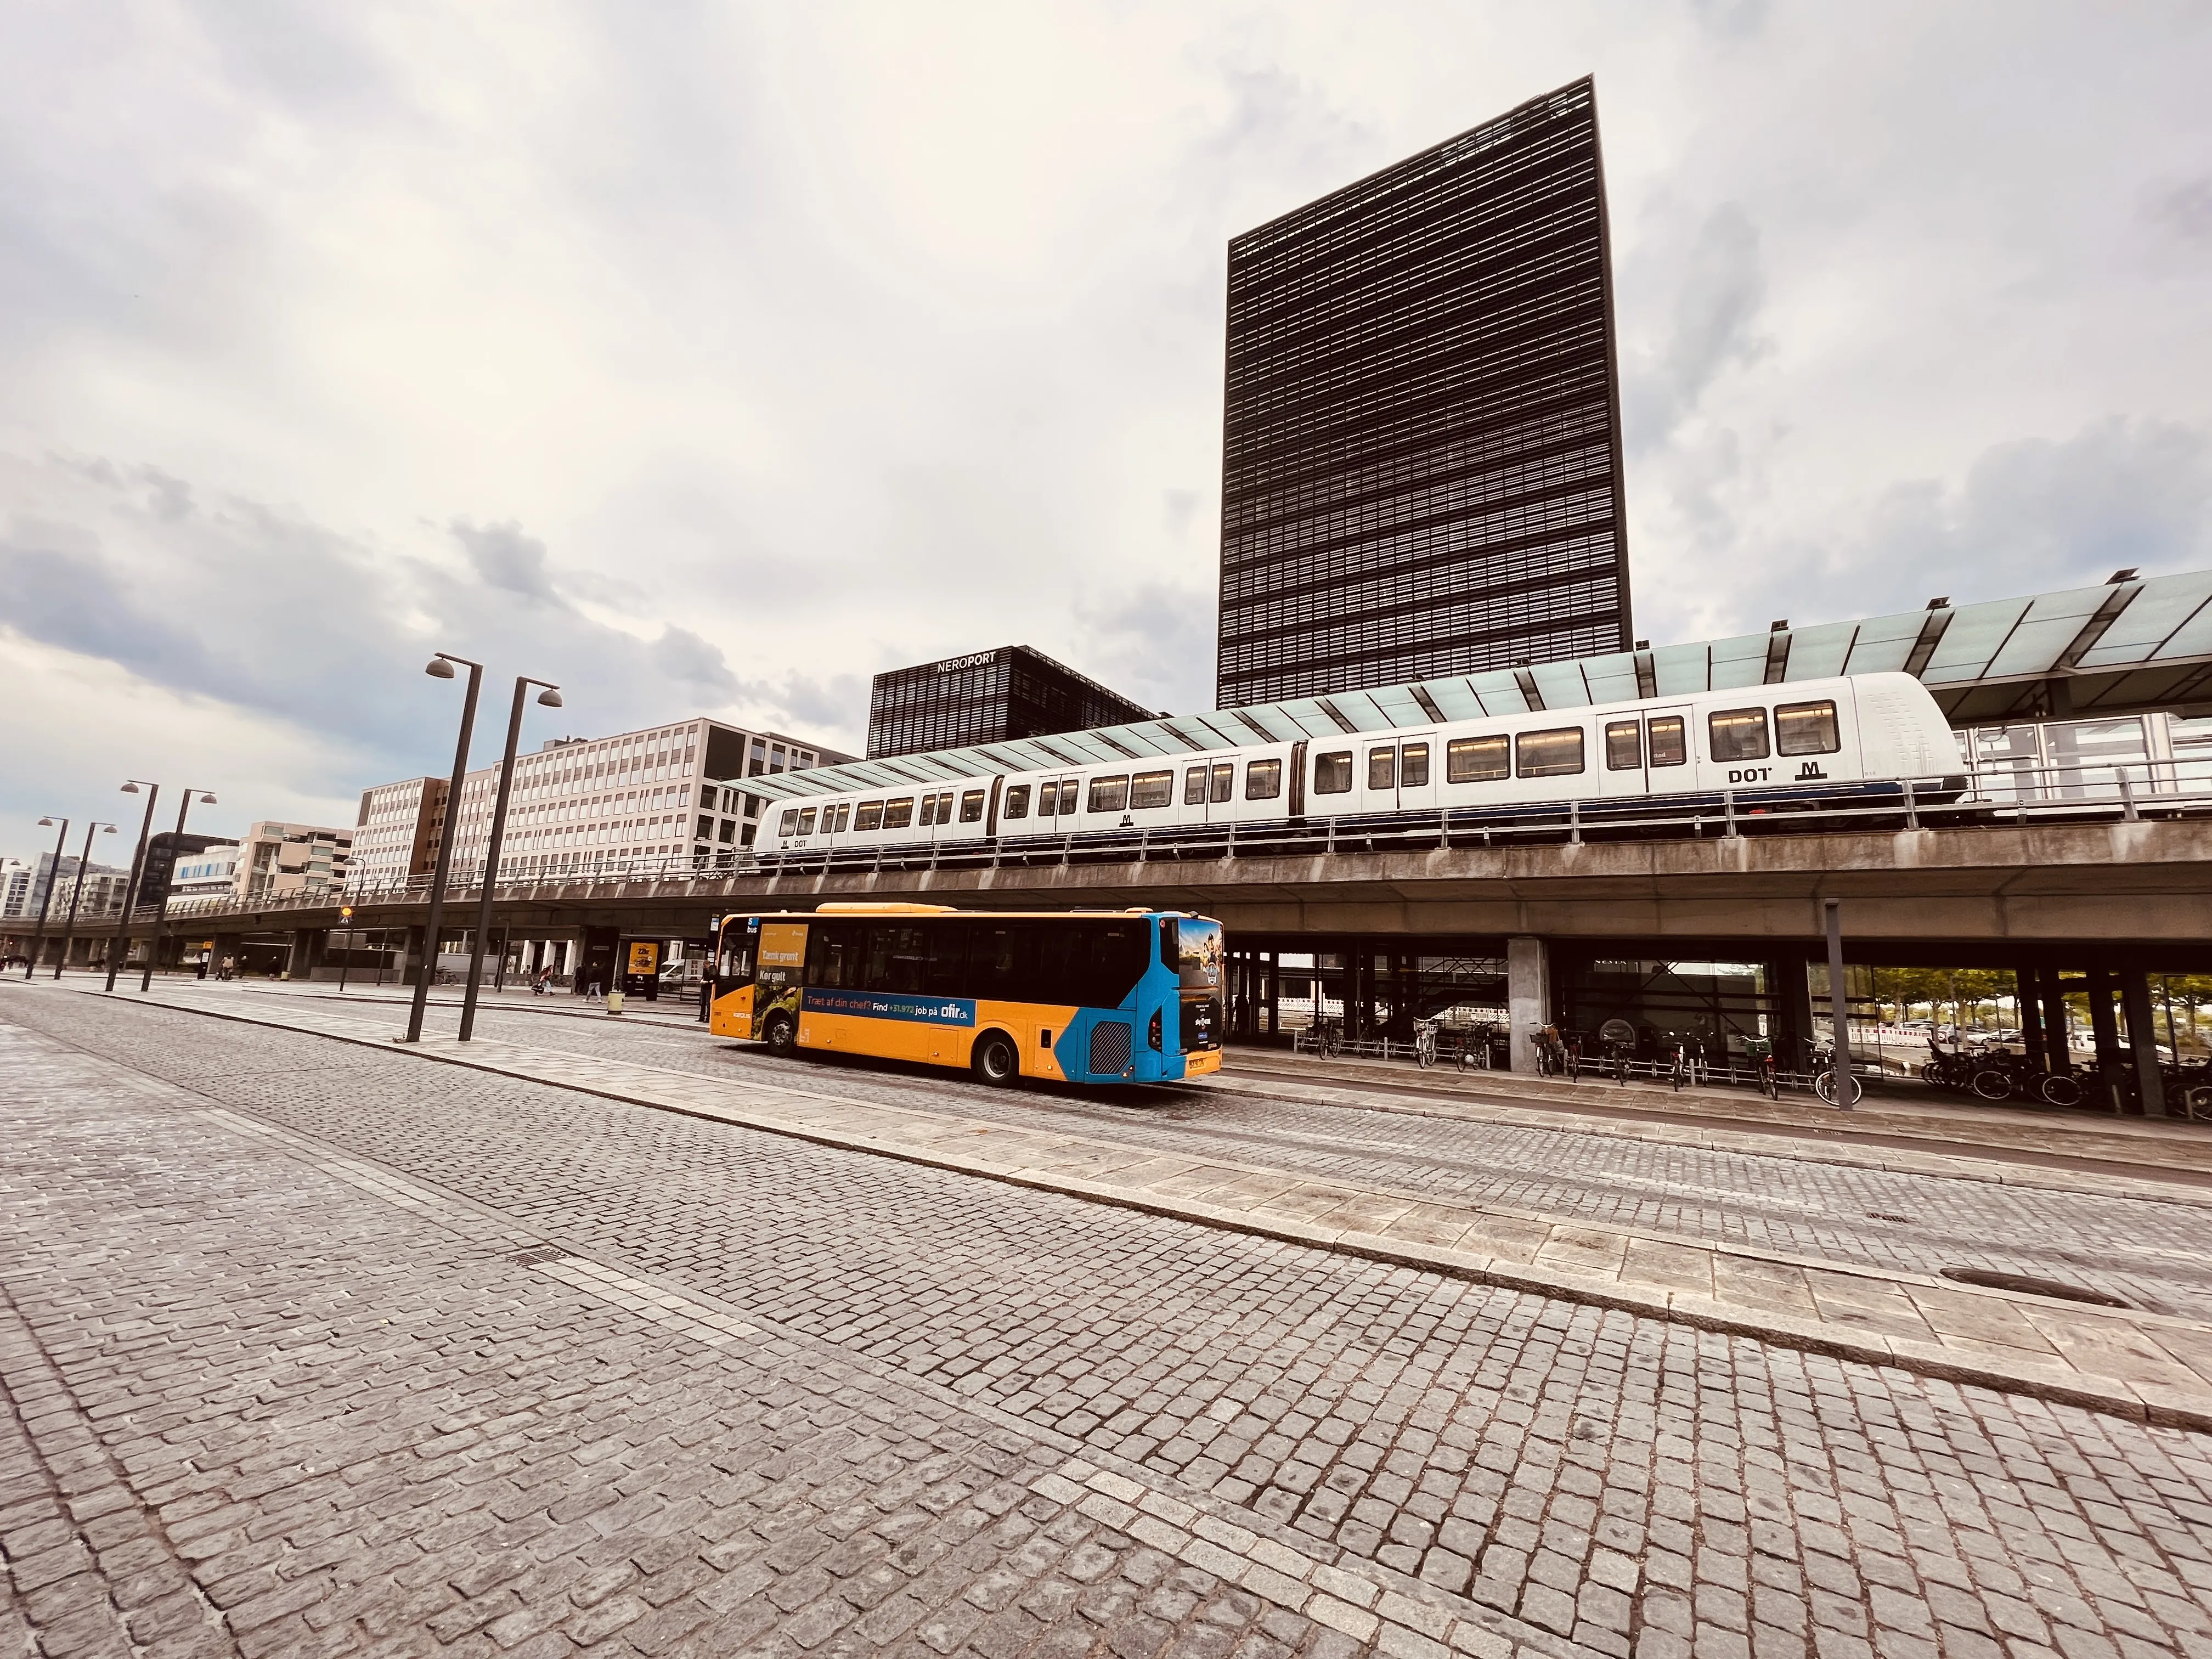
[136,832,233,913]
[0,853,129,924]
[231,822,355,901]
[1216,76,1634,707]
[171,845,243,898]
[351,716,853,889]
[867,646,1157,760]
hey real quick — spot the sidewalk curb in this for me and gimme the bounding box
[78,986,2212,1438]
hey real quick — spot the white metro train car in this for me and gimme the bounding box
[755,672,1964,859]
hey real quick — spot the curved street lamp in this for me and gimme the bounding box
[104,782,160,991]
[24,815,69,979]
[459,676,562,1041]
[140,788,218,992]
[52,821,119,980]
[405,653,483,1043]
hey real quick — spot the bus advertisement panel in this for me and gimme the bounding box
[709,904,1223,1086]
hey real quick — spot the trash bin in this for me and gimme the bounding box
[606,990,625,1015]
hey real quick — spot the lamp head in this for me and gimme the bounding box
[121,782,139,794]
[425,657,456,680]
[101,825,116,834]
[537,687,563,708]
[199,793,217,805]
[38,817,55,827]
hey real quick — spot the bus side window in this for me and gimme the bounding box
[923,923,969,995]
[1159,917,1178,967]
[864,926,928,994]
[1244,759,1282,799]
[970,921,1032,997]
[808,922,861,989]
[1210,763,1234,803]
[1003,785,1030,821]
[1184,767,1208,805]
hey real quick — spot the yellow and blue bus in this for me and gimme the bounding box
[709,903,1224,1086]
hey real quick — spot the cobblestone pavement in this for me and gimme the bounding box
[201,985,2212,1320]
[0,1014,1518,1659]
[10,990,2212,1658]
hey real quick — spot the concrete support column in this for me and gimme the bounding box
[1508,936,1550,1075]
[2018,967,2046,1071]
[2120,968,2168,1118]
[400,925,427,988]
[2086,967,2124,1110]
[1779,958,1816,1074]
[1266,951,1280,1039]
[288,929,325,981]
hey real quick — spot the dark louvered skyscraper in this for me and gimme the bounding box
[1216,77,1633,707]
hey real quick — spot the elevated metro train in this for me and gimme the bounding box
[755,672,1966,861]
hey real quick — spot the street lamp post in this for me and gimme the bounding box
[53,822,119,979]
[459,675,561,1041]
[24,816,69,979]
[140,788,217,992]
[338,904,356,992]
[104,782,160,992]
[404,653,484,1043]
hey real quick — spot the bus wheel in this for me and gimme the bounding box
[763,1012,798,1056]
[971,1031,1020,1087]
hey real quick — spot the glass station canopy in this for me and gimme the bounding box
[753,570,2212,800]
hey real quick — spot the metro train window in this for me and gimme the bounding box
[855,800,885,831]
[1648,718,1687,767]
[1056,780,1079,815]
[1447,735,1509,783]
[831,804,851,833]
[883,797,915,829]
[1002,786,1030,821]
[1244,759,1282,799]
[918,795,937,827]
[1088,775,1130,813]
[777,810,799,835]
[1516,727,1586,778]
[1775,700,1841,755]
[1709,708,1770,762]
[960,790,985,823]
[1184,767,1209,805]
[1130,770,1173,810]
[1367,747,1396,790]
[1401,743,1429,788]
[796,808,817,835]
[1210,763,1234,803]
[1313,751,1353,794]
[936,792,956,822]
[1606,721,1642,771]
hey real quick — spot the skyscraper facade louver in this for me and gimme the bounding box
[1216,77,1634,708]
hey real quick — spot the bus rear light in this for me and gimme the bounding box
[1148,1009,1163,1051]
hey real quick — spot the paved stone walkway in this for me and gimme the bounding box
[0,1015,1540,1659]
[97,984,2212,1435]
[15,988,2212,1658]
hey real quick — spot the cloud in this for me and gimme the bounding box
[1623,201,1771,455]
[451,519,559,603]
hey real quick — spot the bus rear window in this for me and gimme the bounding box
[1088,776,1129,813]
[855,800,884,831]
[1313,751,1352,794]
[1447,735,1509,782]
[1776,700,1840,755]
[1244,759,1282,799]
[1002,786,1030,820]
[1517,727,1585,778]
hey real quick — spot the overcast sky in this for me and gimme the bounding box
[5,1,2212,855]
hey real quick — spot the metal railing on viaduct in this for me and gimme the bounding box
[42,778,2212,962]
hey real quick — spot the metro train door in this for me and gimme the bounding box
[1392,733,1437,815]
[1599,708,1691,801]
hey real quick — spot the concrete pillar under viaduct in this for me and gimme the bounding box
[2120,968,2168,1119]
[1506,936,1550,1075]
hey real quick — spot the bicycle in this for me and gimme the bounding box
[1668,1040,1687,1092]
[1812,1045,1863,1108]
[1314,1019,1344,1059]
[1562,1034,1582,1084]
[1744,1036,1778,1099]
[1413,1017,1441,1070]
